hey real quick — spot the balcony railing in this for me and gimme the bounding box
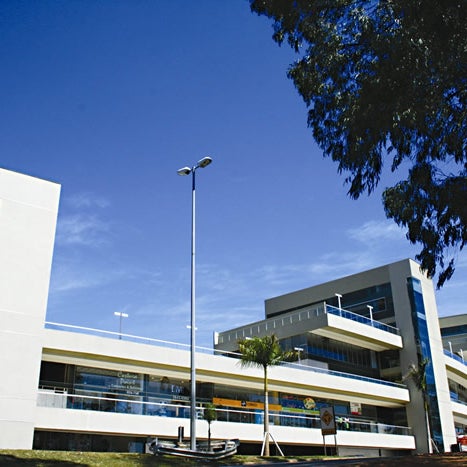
[324,304,401,335]
[444,349,467,366]
[45,322,406,390]
[217,302,401,344]
[281,361,405,388]
[37,389,412,437]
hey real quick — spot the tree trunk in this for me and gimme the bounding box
[208,422,211,451]
[264,365,270,456]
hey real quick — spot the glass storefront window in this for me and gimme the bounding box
[38,362,409,434]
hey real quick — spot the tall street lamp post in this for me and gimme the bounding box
[177,156,212,451]
[114,311,128,339]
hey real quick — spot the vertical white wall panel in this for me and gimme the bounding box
[0,169,60,449]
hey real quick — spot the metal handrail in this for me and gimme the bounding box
[217,302,401,343]
[444,349,467,366]
[325,304,401,335]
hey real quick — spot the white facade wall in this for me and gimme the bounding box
[0,169,60,449]
[389,260,457,452]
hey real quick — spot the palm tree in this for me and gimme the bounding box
[403,358,439,453]
[203,402,217,451]
[238,335,295,456]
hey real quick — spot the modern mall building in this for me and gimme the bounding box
[1,168,466,456]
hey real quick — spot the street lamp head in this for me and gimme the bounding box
[114,311,129,318]
[177,167,192,176]
[196,156,212,168]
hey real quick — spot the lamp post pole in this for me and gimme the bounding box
[114,311,128,339]
[177,156,212,451]
[294,347,303,364]
[335,293,343,316]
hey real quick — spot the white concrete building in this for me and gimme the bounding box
[0,169,60,449]
[1,168,465,456]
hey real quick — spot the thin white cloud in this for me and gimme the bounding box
[347,219,405,245]
[55,214,110,246]
[50,260,116,293]
[50,257,164,295]
[308,252,371,277]
[253,253,373,292]
[66,192,110,209]
[52,276,101,293]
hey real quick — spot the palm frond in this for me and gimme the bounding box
[238,335,295,369]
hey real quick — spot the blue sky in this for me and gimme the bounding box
[1,1,465,348]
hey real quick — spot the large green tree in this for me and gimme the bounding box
[250,0,467,287]
[238,335,294,456]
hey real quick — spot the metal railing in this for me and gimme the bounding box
[444,349,467,366]
[217,302,401,344]
[45,321,226,356]
[451,397,467,406]
[324,304,400,335]
[36,389,412,436]
[281,361,405,388]
[218,303,326,343]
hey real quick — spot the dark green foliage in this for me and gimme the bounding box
[404,358,429,396]
[238,335,292,371]
[204,402,218,424]
[250,0,467,287]
[238,335,295,456]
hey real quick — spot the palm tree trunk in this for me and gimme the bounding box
[264,365,270,456]
[424,397,438,453]
[208,422,211,451]
[425,406,432,454]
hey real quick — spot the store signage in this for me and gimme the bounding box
[113,371,141,395]
[213,397,282,411]
[350,401,361,415]
[320,406,336,436]
[303,397,316,410]
[173,394,190,402]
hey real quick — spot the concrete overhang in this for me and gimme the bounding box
[215,306,402,353]
[310,312,403,351]
[42,328,409,408]
[451,400,467,426]
[445,353,467,386]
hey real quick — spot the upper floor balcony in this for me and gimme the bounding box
[215,303,402,352]
[444,349,467,387]
[43,322,409,408]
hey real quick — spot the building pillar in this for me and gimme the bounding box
[389,260,457,453]
[0,169,60,449]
